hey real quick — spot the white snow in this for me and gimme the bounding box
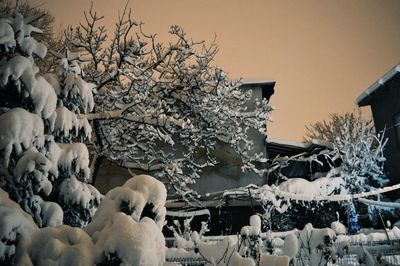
[59,176,102,217]
[0,188,38,261]
[84,175,167,265]
[0,55,37,93]
[331,221,347,235]
[20,36,47,58]
[281,233,298,260]
[0,108,44,167]
[49,106,80,137]
[229,251,256,266]
[31,75,57,119]
[16,225,95,266]
[123,174,167,228]
[259,254,290,266]
[88,214,165,266]
[14,148,58,196]
[63,74,95,113]
[48,141,90,181]
[0,18,15,52]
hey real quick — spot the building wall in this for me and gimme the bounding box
[369,74,400,190]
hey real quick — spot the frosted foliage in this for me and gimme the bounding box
[49,106,79,136]
[0,56,57,119]
[63,73,95,113]
[123,174,167,210]
[30,76,57,119]
[0,189,37,262]
[16,225,95,266]
[194,236,238,265]
[329,118,387,192]
[48,107,92,140]
[84,175,166,265]
[14,148,58,196]
[0,12,45,57]
[0,55,37,93]
[20,36,47,59]
[122,174,167,228]
[0,18,15,51]
[25,196,63,228]
[0,108,44,167]
[68,13,272,198]
[89,187,145,226]
[48,142,90,181]
[89,214,165,266]
[60,176,101,210]
[298,223,336,265]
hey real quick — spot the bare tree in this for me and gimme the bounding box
[61,5,272,201]
[304,110,375,143]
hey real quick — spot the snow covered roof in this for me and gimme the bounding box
[240,78,276,101]
[266,138,333,159]
[356,64,400,106]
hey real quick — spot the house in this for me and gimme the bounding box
[356,64,400,195]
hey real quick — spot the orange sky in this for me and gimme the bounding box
[31,0,400,141]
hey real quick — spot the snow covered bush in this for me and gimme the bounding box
[16,225,95,266]
[0,8,101,233]
[0,188,38,264]
[85,174,166,265]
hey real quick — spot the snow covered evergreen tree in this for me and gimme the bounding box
[0,5,101,239]
[65,5,272,201]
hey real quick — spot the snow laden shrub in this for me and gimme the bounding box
[65,6,272,201]
[0,188,38,264]
[327,117,387,193]
[85,174,166,265]
[0,10,101,232]
[16,225,95,266]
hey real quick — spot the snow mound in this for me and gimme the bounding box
[260,254,290,266]
[89,214,165,266]
[16,225,95,266]
[331,221,347,235]
[123,174,167,228]
[0,189,38,262]
[281,233,298,259]
[0,108,44,167]
[230,251,255,266]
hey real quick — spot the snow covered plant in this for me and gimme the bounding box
[64,5,272,201]
[0,7,101,254]
[327,117,387,193]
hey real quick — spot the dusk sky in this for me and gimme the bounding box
[32,0,400,141]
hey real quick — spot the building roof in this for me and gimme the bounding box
[356,64,400,107]
[240,79,276,102]
[266,138,333,159]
